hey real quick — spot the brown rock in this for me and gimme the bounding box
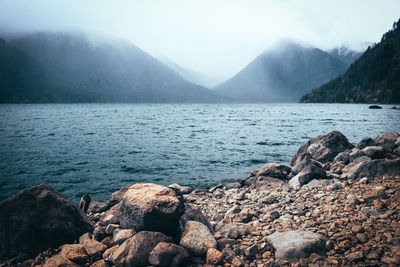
[374,131,399,152]
[92,259,110,267]
[112,231,172,267]
[43,254,79,267]
[60,244,88,264]
[0,184,92,259]
[180,221,217,256]
[256,163,292,179]
[346,251,364,262]
[99,202,121,226]
[206,247,223,265]
[102,245,119,262]
[82,238,107,258]
[148,242,189,267]
[180,203,213,231]
[113,229,135,245]
[381,256,400,264]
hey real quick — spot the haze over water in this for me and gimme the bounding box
[1,103,399,203]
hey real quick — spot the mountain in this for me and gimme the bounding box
[328,46,363,64]
[0,32,224,103]
[214,41,349,102]
[159,57,220,88]
[301,19,400,104]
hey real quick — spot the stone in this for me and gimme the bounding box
[112,231,172,267]
[296,165,327,185]
[180,203,213,232]
[256,163,292,179]
[363,187,387,202]
[91,259,109,267]
[303,179,322,189]
[330,161,345,174]
[245,245,258,258]
[346,251,364,262]
[291,131,354,166]
[266,231,327,262]
[113,229,135,245]
[148,242,189,267]
[224,182,242,190]
[216,223,250,239]
[262,194,277,204]
[356,138,376,149]
[119,183,184,236]
[79,232,92,244]
[105,224,119,235]
[108,185,131,207]
[361,207,381,216]
[88,201,109,213]
[217,238,237,250]
[374,131,399,152]
[206,247,223,265]
[361,145,385,159]
[180,221,217,256]
[99,202,121,226]
[43,254,79,267]
[60,244,88,264]
[103,245,119,262]
[343,158,400,180]
[289,175,301,190]
[82,238,107,258]
[93,226,106,241]
[0,184,92,259]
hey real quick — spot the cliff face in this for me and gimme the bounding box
[0,32,225,103]
[301,19,400,104]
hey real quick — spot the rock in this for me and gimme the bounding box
[289,175,301,190]
[245,245,258,258]
[108,185,131,207]
[112,231,172,267]
[105,224,119,235]
[361,207,381,216]
[343,158,400,180]
[79,193,91,213]
[93,226,106,241]
[262,194,277,204]
[381,256,400,264]
[395,146,400,156]
[369,105,382,109]
[217,238,237,250]
[82,238,108,258]
[374,131,399,152]
[296,165,327,185]
[356,138,376,149]
[180,186,193,195]
[291,131,354,166]
[266,231,327,262]
[43,254,79,267]
[206,247,223,265]
[363,187,387,202]
[180,203,213,232]
[119,183,184,236]
[346,251,364,262]
[330,161,345,174]
[113,229,136,245]
[0,184,92,260]
[89,201,109,213]
[216,223,250,239]
[180,221,217,256]
[148,242,189,267]
[396,136,400,146]
[99,202,121,226]
[91,259,110,267]
[303,179,322,188]
[103,245,119,262]
[79,232,92,244]
[256,163,292,179]
[60,244,88,264]
[361,146,385,159]
[224,182,242,190]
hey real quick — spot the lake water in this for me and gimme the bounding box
[1,103,399,203]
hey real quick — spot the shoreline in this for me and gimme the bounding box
[1,130,400,266]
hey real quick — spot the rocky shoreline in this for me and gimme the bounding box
[1,131,400,266]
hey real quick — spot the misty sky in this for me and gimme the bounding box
[0,0,399,84]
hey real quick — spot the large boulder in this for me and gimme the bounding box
[291,131,354,166]
[119,183,184,236]
[267,231,327,262]
[111,231,172,267]
[256,163,291,179]
[148,242,189,267]
[0,184,92,260]
[374,131,399,152]
[180,221,217,256]
[343,158,400,180]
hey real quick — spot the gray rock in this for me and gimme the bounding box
[112,231,172,267]
[267,231,327,262]
[289,174,301,190]
[361,146,385,159]
[180,203,213,232]
[297,165,327,186]
[148,242,189,267]
[356,138,376,149]
[343,158,400,180]
[303,179,322,189]
[113,229,136,245]
[224,182,242,190]
[216,223,250,239]
[180,221,217,256]
[291,131,354,166]
[374,131,399,152]
[361,207,381,216]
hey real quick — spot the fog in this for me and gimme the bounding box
[0,0,399,85]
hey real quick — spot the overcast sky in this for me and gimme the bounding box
[0,0,399,84]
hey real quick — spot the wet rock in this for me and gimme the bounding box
[369,105,382,109]
[180,203,213,232]
[119,183,184,236]
[206,247,223,265]
[256,163,292,179]
[43,254,79,267]
[343,158,400,180]
[267,231,327,262]
[113,229,136,245]
[112,231,171,267]
[291,131,354,166]
[60,244,88,264]
[180,221,217,256]
[148,242,189,267]
[346,251,364,262]
[0,184,92,259]
[374,131,399,152]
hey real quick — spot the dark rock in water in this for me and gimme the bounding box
[291,131,354,166]
[79,193,91,213]
[369,105,382,109]
[356,138,376,149]
[112,231,172,267]
[148,242,189,267]
[266,231,327,262]
[256,163,292,180]
[119,183,184,237]
[180,203,213,232]
[343,158,400,180]
[0,184,92,260]
[373,131,399,152]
